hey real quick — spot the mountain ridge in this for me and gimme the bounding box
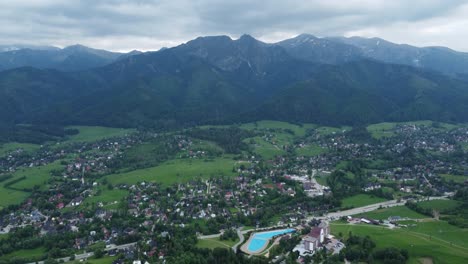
[0,34,468,142]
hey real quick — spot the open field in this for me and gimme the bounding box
[239,120,315,137]
[314,126,349,135]
[367,122,398,139]
[331,222,468,264]
[295,143,326,156]
[9,160,62,190]
[354,206,427,220]
[247,136,285,159]
[0,188,29,210]
[0,247,46,261]
[417,199,462,212]
[0,161,62,209]
[341,194,388,209]
[106,157,237,186]
[0,142,40,157]
[197,237,239,249]
[439,173,467,183]
[66,126,135,142]
[83,188,129,208]
[66,256,118,264]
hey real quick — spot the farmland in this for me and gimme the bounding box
[106,157,238,186]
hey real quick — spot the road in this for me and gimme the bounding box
[232,227,245,252]
[321,196,447,220]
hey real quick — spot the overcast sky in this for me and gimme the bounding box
[1,0,468,52]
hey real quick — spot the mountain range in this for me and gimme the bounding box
[1,34,468,141]
[0,45,143,72]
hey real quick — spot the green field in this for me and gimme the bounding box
[0,188,30,210]
[417,199,462,212]
[107,157,237,186]
[295,143,326,156]
[0,247,46,261]
[197,237,239,249]
[247,137,286,159]
[83,188,129,208]
[341,194,388,208]
[331,222,468,264]
[67,256,118,264]
[9,160,62,190]
[354,206,427,220]
[314,174,329,186]
[239,120,315,137]
[66,126,135,142]
[439,173,467,183]
[0,161,63,209]
[314,126,349,136]
[367,122,398,139]
[0,142,40,157]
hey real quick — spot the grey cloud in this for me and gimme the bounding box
[0,0,467,51]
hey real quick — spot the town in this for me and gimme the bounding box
[0,121,467,264]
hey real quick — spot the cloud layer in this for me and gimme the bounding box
[1,0,467,51]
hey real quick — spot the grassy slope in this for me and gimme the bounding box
[354,206,427,220]
[9,160,62,190]
[106,158,237,186]
[341,194,388,208]
[197,237,239,249]
[239,120,315,137]
[0,161,62,209]
[0,247,46,260]
[83,188,129,208]
[439,173,467,183]
[417,199,462,212]
[331,222,468,264]
[295,143,326,156]
[0,142,40,157]
[247,136,285,159]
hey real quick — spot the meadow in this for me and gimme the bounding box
[0,160,62,209]
[106,157,238,186]
[196,237,239,249]
[0,247,46,261]
[247,136,286,159]
[331,221,468,264]
[354,205,427,220]
[439,173,467,183]
[341,194,388,208]
[0,142,40,157]
[82,188,129,209]
[239,120,316,137]
[295,143,326,156]
[416,199,462,212]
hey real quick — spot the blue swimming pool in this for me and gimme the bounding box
[247,228,295,252]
